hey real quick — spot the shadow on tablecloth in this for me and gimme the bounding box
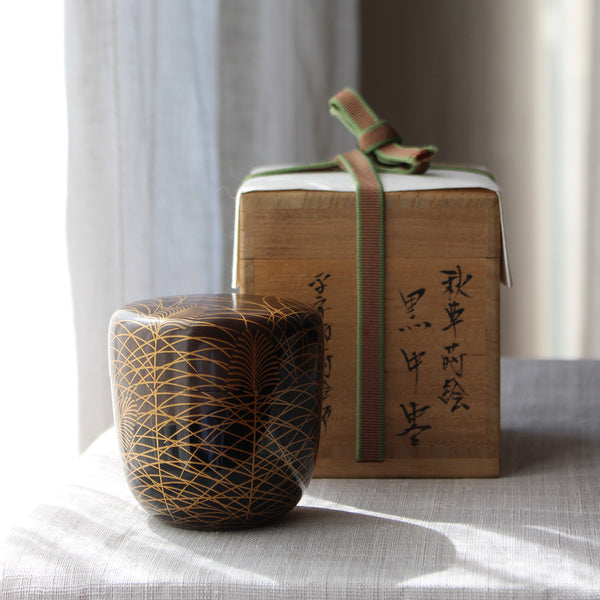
[147,504,456,587]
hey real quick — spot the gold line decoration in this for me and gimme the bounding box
[109,294,324,529]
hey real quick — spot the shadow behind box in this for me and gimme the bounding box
[235,172,502,478]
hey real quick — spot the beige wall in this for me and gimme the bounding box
[361,1,546,357]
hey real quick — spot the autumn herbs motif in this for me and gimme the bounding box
[439,266,471,413]
[397,265,473,446]
[109,294,324,529]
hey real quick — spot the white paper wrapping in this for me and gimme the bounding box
[233,167,512,289]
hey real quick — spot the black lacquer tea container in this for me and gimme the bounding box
[109,294,323,529]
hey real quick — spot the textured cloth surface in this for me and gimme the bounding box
[1,359,600,599]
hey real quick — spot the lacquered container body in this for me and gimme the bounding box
[109,294,323,529]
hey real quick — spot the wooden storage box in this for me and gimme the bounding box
[233,168,510,478]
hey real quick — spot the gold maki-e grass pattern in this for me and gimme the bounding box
[109,294,324,529]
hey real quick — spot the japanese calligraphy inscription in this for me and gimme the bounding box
[391,259,487,455]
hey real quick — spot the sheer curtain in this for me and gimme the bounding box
[0,3,75,534]
[585,1,600,356]
[65,0,358,452]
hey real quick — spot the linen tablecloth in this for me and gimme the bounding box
[1,359,599,599]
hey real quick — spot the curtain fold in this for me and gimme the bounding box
[65,0,358,451]
[584,0,600,356]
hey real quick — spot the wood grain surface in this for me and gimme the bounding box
[237,187,501,477]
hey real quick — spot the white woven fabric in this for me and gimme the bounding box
[2,359,600,599]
